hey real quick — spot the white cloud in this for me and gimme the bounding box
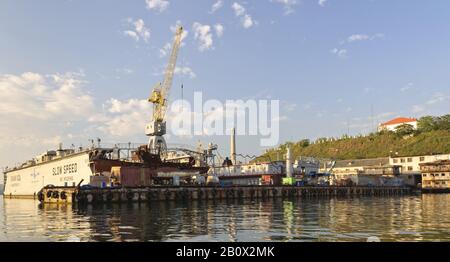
[411,92,450,113]
[425,92,449,105]
[159,42,172,57]
[90,98,152,137]
[232,2,246,16]
[214,24,224,37]
[400,82,413,92]
[123,31,139,42]
[232,2,256,29]
[331,33,384,58]
[153,63,196,79]
[174,66,197,79]
[134,19,151,42]
[193,22,214,51]
[330,48,347,58]
[210,0,224,14]
[318,0,327,7]
[271,0,298,15]
[243,15,254,28]
[347,33,384,43]
[124,18,151,42]
[0,72,94,120]
[145,0,170,13]
[107,99,144,114]
[347,34,370,42]
[0,71,96,168]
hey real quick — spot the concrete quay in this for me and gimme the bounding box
[38,185,413,204]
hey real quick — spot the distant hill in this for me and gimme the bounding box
[256,115,450,162]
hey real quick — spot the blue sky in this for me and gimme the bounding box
[1,0,450,175]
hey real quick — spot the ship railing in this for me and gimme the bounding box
[89,142,146,150]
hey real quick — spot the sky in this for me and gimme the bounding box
[1,0,450,181]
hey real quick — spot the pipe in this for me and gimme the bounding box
[231,127,236,165]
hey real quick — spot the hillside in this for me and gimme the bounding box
[256,115,450,162]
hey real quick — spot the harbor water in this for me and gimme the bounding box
[1,194,450,242]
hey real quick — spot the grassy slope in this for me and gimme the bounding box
[256,130,450,162]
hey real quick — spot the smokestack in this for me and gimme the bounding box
[286,145,293,178]
[231,127,236,165]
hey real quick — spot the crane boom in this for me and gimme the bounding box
[159,26,183,121]
[146,26,183,155]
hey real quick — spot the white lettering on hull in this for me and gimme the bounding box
[3,153,92,196]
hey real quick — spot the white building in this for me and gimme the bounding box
[389,153,450,174]
[378,117,418,132]
[420,160,450,191]
[330,157,390,182]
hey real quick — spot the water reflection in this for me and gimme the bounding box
[1,195,450,242]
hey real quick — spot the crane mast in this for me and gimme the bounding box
[146,26,183,156]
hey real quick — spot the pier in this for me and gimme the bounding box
[38,186,413,205]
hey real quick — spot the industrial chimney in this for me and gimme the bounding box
[230,127,236,165]
[286,145,293,178]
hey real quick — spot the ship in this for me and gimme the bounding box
[3,143,208,198]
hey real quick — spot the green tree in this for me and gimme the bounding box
[297,139,310,148]
[417,116,436,132]
[395,124,415,137]
[436,114,450,130]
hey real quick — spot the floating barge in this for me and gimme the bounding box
[38,185,413,204]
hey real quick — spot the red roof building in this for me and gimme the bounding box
[378,117,418,132]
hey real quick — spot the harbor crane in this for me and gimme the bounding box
[146,26,183,156]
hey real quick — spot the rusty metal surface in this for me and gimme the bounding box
[37,185,414,204]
